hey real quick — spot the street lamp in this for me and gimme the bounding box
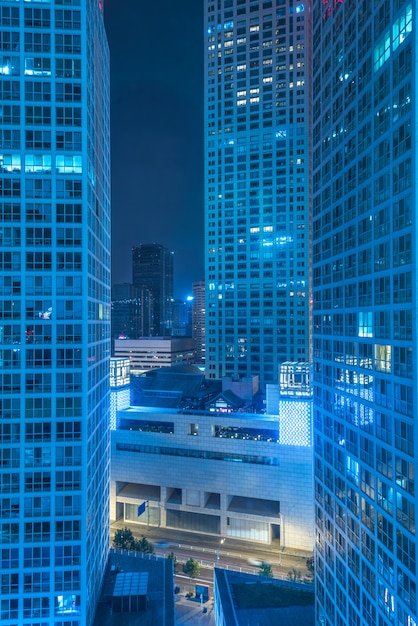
[216,538,225,564]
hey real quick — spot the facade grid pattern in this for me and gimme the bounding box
[312,1,415,625]
[0,1,111,624]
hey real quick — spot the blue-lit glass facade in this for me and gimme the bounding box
[313,1,416,624]
[0,0,111,623]
[204,0,312,388]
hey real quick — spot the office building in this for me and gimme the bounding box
[110,365,314,552]
[132,243,174,337]
[171,297,192,337]
[114,337,195,373]
[204,0,311,388]
[0,1,111,624]
[192,280,205,365]
[312,2,414,625]
[111,283,144,342]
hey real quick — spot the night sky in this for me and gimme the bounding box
[104,1,204,299]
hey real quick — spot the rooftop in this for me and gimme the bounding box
[94,550,175,626]
[214,569,315,626]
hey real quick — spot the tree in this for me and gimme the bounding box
[113,527,136,551]
[167,552,178,572]
[135,536,154,554]
[258,562,273,578]
[183,558,200,579]
[287,568,302,582]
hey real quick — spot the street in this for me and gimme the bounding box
[110,520,313,589]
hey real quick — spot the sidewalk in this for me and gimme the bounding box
[175,595,215,626]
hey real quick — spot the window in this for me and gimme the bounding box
[55,9,81,29]
[23,597,50,619]
[56,251,82,271]
[25,202,52,222]
[24,57,51,76]
[25,397,52,419]
[26,251,52,270]
[56,155,82,174]
[56,275,82,295]
[25,422,51,442]
[25,105,51,125]
[56,228,81,247]
[0,474,19,494]
[24,471,51,492]
[1,548,18,569]
[0,251,20,270]
[55,519,81,541]
[0,522,19,543]
[0,55,19,75]
[56,421,81,441]
[56,203,82,222]
[56,347,81,368]
[24,546,50,568]
[25,130,52,149]
[23,571,50,593]
[55,544,81,566]
[54,569,80,591]
[0,105,20,125]
[56,129,81,148]
[24,32,50,53]
[0,80,19,100]
[0,129,20,150]
[56,107,81,127]
[55,33,81,54]
[56,179,82,199]
[25,154,52,172]
[24,8,51,28]
[56,57,81,78]
[56,299,82,319]
[24,495,51,517]
[56,81,81,102]
[25,80,51,101]
[25,372,52,393]
[25,178,51,198]
[0,7,19,28]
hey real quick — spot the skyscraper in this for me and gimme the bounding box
[204,0,311,388]
[313,2,414,625]
[0,1,110,624]
[132,243,174,337]
[192,280,206,365]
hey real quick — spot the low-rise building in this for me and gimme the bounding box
[110,366,314,551]
[213,569,315,626]
[114,337,195,373]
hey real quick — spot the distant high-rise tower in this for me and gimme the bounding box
[192,280,205,365]
[0,1,111,624]
[132,243,174,336]
[313,1,415,625]
[204,0,311,388]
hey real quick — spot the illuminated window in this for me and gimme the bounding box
[358,312,373,338]
[374,344,391,373]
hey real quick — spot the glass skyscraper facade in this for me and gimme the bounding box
[204,0,311,388]
[132,243,174,337]
[0,0,110,624]
[313,1,415,625]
